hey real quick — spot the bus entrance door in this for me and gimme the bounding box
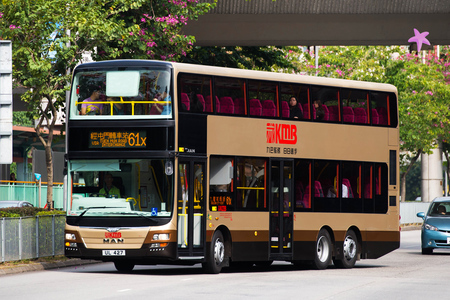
[269,160,293,259]
[177,159,206,259]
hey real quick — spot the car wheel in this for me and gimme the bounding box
[422,248,433,255]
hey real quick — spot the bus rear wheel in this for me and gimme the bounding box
[114,261,135,273]
[312,229,332,270]
[333,230,358,269]
[203,230,225,274]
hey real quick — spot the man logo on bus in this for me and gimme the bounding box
[266,123,297,145]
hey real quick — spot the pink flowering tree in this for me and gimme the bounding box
[289,46,450,201]
[0,0,215,208]
[94,0,216,61]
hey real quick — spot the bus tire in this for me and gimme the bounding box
[333,229,358,269]
[203,230,225,274]
[312,229,332,270]
[114,261,135,273]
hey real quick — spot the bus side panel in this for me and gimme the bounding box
[293,230,317,261]
[361,230,400,259]
[230,230,270,262]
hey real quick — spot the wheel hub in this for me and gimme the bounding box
[343,236,357,260]
[214,239,225,265]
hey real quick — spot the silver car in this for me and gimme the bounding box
[0,201,34,208]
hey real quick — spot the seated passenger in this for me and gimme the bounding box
[314,100,325,121]
[289,96,303,119]
[103,97,124,115]
[99,173,121,198]
[81,89,103,115]
[326,184,348,198]
[438,205,446,215]
[152,87,171,115]
[189,91,204,112]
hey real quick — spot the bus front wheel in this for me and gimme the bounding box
[203,230,225,274]
[114,261,135,273]
[312,229,332,270]
[333,230,358,269]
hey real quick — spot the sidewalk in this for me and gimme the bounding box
[0,258,99,276]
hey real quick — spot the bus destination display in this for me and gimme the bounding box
[89,131,147,149]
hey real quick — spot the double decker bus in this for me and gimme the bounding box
[64,60,400,273]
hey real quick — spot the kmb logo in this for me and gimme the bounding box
[266,123,297,145]
[105,232,122,238]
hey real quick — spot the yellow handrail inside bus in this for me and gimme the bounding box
[75,100,170,116]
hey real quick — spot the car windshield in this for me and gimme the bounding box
[69,68,172,120]
[428,201,450,217]
[68,159,173,218]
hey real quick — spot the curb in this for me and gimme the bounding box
[0,259,100,276]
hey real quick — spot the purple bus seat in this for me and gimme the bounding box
[302,103,311,119]
[377,107,388,125]
[205,95,220,113]
[234,98,245,115]
[328,106,339,121]
[249,99,262,116]
[281,101,289,118]
[321,104,329,121]
[262,100,276,117]
[219,96,235,114]
[371,108,379,125]
[196,94,205,112]
[353,107,367,124]
[315,181,324,197]
[181,93,190,111]
[343,106,354,123]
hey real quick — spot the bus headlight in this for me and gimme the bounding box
[65,233,77,240]
[153,233,170,241]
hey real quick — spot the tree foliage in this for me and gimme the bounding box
[183,46,300,72]
[290,46,450,201]
[0,0,215,208]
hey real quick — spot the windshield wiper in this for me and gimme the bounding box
[117,212,159,224]
[76,206,122,222]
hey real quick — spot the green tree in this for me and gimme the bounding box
[184,46,300,72]
[0,0,215,209]
[290,46,450,201]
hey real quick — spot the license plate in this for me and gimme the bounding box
[447,238,450,244]
[102,250,125,256]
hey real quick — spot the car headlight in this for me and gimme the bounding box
[424,223,438,231]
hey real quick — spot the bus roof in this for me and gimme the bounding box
[74,59,397,94]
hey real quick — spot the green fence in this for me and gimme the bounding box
[0,183,64,209]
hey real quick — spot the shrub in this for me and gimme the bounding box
[0,207,66,218]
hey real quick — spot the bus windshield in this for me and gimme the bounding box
[69,68,172,119]
[68,159,173,217]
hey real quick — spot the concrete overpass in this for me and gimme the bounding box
[184,0,450,46]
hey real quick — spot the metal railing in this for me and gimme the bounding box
[0,181,64,209]
[0,215,65,262]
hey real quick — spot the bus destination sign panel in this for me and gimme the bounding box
[89,130,147,149]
